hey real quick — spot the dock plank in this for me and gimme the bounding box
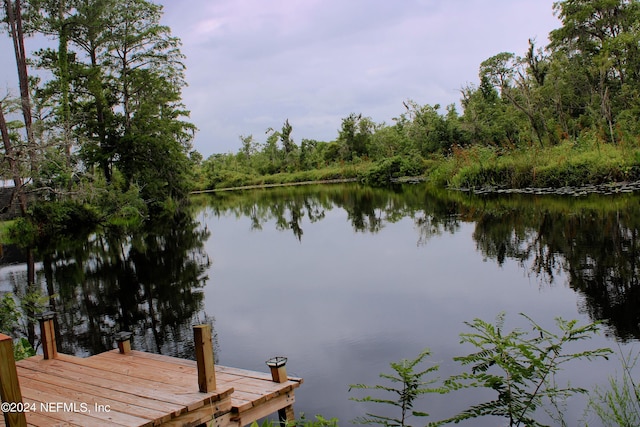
[23,410,84,427]
[18,374,165,424]
[17,368,182,418]
[91,350,303,413]
[162,410,233,427]
[230,392,295,426]
[116,351,304,383]
[92,351,198,374]
[67,353,231,390]
[219,365,303,384]
[2,348,301,427]
[17,356,223,410]
[21,397,131,427]
[55,354,200,390]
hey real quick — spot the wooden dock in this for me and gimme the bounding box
[0,317,302,427]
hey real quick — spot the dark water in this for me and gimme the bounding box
[2,183,639,426]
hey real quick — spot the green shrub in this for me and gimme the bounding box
[8,201,100,245]
[207,170,258,189]
[350,349,445,426]
[442,142,639,189]
[249,414,338,427]
[363,156,426,186]
[0,292,41,361]
[435,313,612,427]
[586,348,640,427]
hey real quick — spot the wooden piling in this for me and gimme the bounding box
[267,357,288,384]
[193,324,216,392]
[278,403,295,427]
[0,334,27,427]
[267,357,295,426]
[37,311,57,360]
[114,331,132,354]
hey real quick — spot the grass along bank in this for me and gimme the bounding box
[194,141,640,192]
[431,140,640,190]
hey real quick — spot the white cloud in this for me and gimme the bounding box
[0,0,561,157]
[160,0,561,156]
[193,18,224,38]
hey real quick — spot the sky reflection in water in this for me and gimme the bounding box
[199,185,626,426]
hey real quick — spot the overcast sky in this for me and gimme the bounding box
[1,0,561,157]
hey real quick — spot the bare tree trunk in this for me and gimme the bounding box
[5,0,36,173]
[502,87,546,148]
[58,2,73,167]
[0,101,27,215]
[89,47,112,182]
[4,1,36,301]
[601,86,616,144]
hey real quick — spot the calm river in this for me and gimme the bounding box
[1,183,638,426]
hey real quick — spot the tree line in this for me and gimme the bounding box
[1,0,197,229]
[3,0,640,215]
[200,0,640,190]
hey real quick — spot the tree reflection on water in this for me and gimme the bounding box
[201,184,640,341]
[3,183,639,359]
[3,210,215,358]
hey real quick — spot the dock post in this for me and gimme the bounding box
[37,311,57,360]
[114,332,133,354]
[266,357,295,426]
[266,356,288,383]
[0,334,27,427]
[193,325,216,392]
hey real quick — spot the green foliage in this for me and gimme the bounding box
[338,113,376,160]
[63,173,149,230]
[349,348,445,426]
[13,0,195,221]
[0,292,40,361]
[298,415,339,426]
[0,220,16,242]
[393,101,466,156]
[203,136,638,191]
[7,201,100,247]
[0,293,20,335]
[5,218,39,246]
[323,142,342,164]
[246,414,338,427]
[461,79,523,147]
[363,156,425,187]
[11,0,640,212]
[586,347,640,427]
[434,313,612,427]
[30,201,99,229]
[196,158,371,191]
[13,337,36,360]
[444,142,640,190]
[20,289,50,329]
[208,170,260,190]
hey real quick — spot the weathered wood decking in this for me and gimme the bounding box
[0,322,302,427]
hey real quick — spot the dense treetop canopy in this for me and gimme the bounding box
[1,0,197,223]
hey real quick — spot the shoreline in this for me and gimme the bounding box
[193,176,640,197]
[461,180,640,196]
[191,178,358,193]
